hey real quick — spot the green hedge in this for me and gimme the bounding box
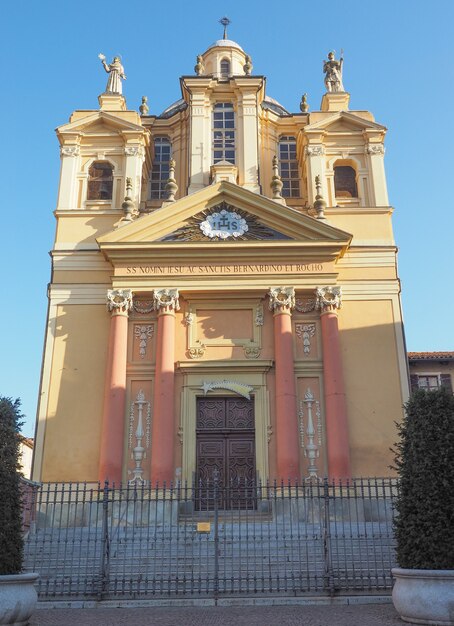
[393,388,454,569]
[0,397,24,575]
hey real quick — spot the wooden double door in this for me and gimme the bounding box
[196,397,256,509]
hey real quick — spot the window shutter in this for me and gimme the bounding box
[440,374,453,394]
[410,375,419,393]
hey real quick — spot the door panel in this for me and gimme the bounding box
[195,437,225,510]
[196,397,256,510]
[197,399,225,429]
[226,398,254,429]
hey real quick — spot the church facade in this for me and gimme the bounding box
[32,35,408,487]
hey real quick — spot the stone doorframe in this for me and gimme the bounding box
[177,360,273,483]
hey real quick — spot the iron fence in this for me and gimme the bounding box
[23,478,397,600]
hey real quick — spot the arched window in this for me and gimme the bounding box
[334,165,358,198]
[213,103,235,164]
[278,136,300,198]
[87,161,113,200]
[150,137,172,199]
[220,59,230,78]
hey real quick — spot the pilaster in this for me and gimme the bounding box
[316,286,351,480]
[99,289,133,483]
[123,143,146,207]
[57,142,80,209]
[150,289,180,484]
[236,83,261,193]
[186,80,213,194]
[304,140,327,204]
[364,135,388,206]
[268,287,300,479]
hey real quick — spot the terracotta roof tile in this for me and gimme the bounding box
[408,351,454,361]
[19,436,34,448]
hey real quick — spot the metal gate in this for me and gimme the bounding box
[24,478,397,600]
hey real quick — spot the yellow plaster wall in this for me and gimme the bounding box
[338,299,404,476]
[55,215,120,244]
[327,212,394,243]
[337,267,397,281]
[53,271,112,284]
[41,304,109,482]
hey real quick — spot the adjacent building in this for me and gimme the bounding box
[408,352,453,394]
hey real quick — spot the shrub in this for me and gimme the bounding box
[393,388,454,569]
[0,397,24,575]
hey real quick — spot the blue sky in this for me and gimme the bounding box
[1,0,453,436]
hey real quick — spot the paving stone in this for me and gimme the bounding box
[29,602,418,625]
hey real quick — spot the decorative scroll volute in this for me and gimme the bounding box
[268,287,295,314]
[107,289,133,316]
[153,288,180,313]
[315,286,342,313]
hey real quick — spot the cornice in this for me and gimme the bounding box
[55,209,122,217]
[57,110,147,135]
[304,110,387,132]
[99,242,348,267]
[324,206,394,215]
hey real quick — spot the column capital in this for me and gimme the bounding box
[315,286,342,313]
[153,288,180,313]
[268,287,295,314]
[107,289,133,316]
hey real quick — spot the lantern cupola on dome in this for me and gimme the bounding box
[199,18,250,79]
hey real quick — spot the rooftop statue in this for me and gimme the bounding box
[323,51,344,93]
[98,54,126,95]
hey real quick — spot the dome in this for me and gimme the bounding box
[207,39,244,52]
[262,96,290,117]
[158,98,187,119]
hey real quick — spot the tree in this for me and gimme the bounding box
[0,397,24,574]
[393,388,454,569]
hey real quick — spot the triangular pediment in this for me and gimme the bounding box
[99,182,350,244]
[161,202,293,242]
[57,111,146,136]
[305,111,387,133]
[97,182,352,265]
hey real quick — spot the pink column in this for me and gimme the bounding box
[317,287,351,480]
[150,289,179,485]
[270,287,300,480]
[98,289,132,484]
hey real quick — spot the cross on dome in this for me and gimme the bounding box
[219,16,231,39]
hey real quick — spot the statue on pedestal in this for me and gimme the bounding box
[99,54,126,94]
[323,51,344,92]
